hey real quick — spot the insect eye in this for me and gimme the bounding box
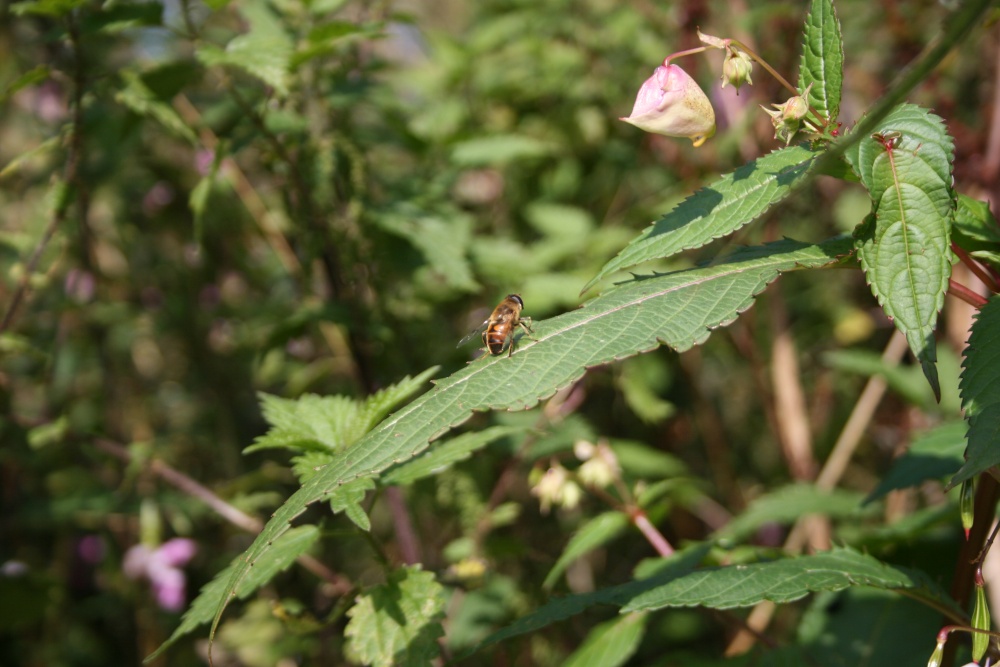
[509,294,524,308]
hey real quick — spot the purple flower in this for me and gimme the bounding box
[124,538,197,612]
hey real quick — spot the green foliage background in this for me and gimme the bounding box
[1,0,999,665]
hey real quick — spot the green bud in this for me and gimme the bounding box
[960,478,975,539]
[722,48,753,93]
[972,583,991,662]
[926,641,944,667]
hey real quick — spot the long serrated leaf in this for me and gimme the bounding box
[469,543,711,656]
[143,525,319,662]
[344,566,445,667]
[798,0,844,123]
[584,145,823,292]
[562,613,647,667]
[951,295,1000,486]
[543,511,630,589]
[848,105,955,399]
[195,236,852,648]
[622,546,962,617]
[715,485,871,543]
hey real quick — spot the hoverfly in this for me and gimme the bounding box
[458,294,535,357]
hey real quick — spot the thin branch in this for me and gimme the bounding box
[94,438,352,595]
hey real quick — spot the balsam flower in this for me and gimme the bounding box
[621,63,716,147]
[124,537,198,612]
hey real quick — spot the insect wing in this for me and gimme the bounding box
[458,319,489,348]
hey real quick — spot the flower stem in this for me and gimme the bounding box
[664,46,709,65]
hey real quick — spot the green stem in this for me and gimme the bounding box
[728,39,827,129]
[664,46,709,64]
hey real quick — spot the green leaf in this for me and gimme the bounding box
[469,543,711,656]
[344,566,445,667]
[327,477,375,531]
[1,65,50,103]
[144,525,319,662]
[848,105,955,400]
[823,348,935,407]
[246,367,438,454]
[798,0,844,123]
[715,485,872,543]
[115,70,198,144]
[201,236,850,645]
[951,295,1000,486]
[865,421,966,502]
[381,426,523,486]
[376,207,479,293]
[196,0,292,95]
[9,0,84,16]
[953,194,1000,270]
[450,134,558,166]
[563,613,647,667]
[584,144,823,292]
[622,546,961,616]
[543,511,630,589]
[0,134,62,180]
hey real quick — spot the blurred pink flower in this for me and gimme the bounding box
[124,538,197,612]
[621,63,716,147]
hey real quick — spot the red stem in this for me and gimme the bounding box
[948,279,989,308]
[952,242,999,292]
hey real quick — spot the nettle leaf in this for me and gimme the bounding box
[951,295,1000,486]
[196,0,292,95]
[798,0,844,124]
[544,511,630,590]
[247,367,438,454]
[583,144,823,292]
[193,236,850,649]
[344,566,445,667]
[847,104,955,400]
[563,613,647,667]
[144,525,319,661]
[715,485,872,543]
[866,421,966,502]
[622,546,961,616]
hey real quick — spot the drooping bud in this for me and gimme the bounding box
[621,63,716,147]
[577,441,621,489]
[721,47,753,93]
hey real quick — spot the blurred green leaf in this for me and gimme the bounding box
[544,511,630,589]
[715,485,872,543]
[563,613,647,667]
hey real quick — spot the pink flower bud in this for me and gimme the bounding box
[621,63,716,147]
